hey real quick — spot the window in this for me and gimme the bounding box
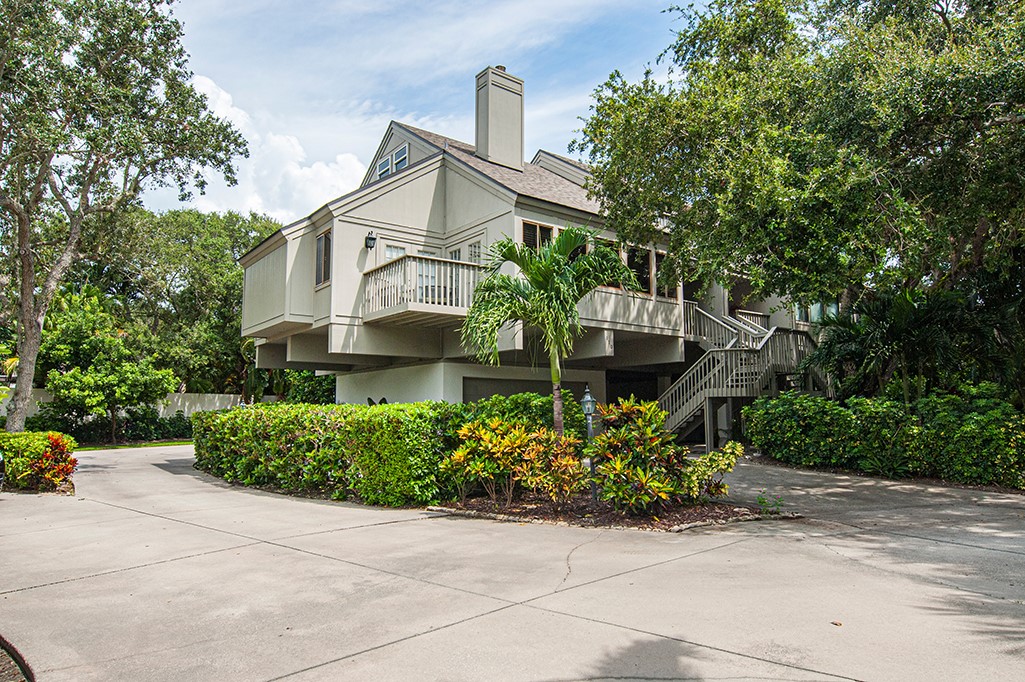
[315,231,331,286]
[448,248,461,261]
[377,157,391,179]
[468,241,482,264]
[522,221,553,250]
[627,247,652,295]
[654,252,678,299]
[392,144,408,171]
[385,245,406,261]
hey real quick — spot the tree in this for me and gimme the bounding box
[460,227,635,435]
[70,209,280,393]
[1,0,247,431]
[37,287,176,441]
[573,0,1025,305]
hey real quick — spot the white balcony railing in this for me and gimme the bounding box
[364,255,482,317]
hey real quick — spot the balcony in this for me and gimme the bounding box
[363,255,482,326]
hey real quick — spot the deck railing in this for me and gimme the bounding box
[364,255,482,316]
[734,309,771,331]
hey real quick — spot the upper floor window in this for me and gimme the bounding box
[595,238,621,288]
[377,144,409,179]
[393,144,408,172]
[627,247,652,295]
[522,221,553,250]
[385,245,406,261]
[468,241,482,264]
[315,231,331,286]
[448,248,461,262]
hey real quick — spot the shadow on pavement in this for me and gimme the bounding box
[548,636,707,682]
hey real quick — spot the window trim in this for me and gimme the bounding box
[377,156,392,179]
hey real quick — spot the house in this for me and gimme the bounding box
[239,66,817,443]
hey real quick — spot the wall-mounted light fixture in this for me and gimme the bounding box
[364,231,378,250]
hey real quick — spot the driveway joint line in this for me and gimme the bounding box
[0,542,261,596]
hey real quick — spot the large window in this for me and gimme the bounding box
[596,238,621,288]
[315,231,331,286]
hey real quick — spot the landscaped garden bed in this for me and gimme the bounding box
[191,393,749,528]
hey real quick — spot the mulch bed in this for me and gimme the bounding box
[429,492,785,532]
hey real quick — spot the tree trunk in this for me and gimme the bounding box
[549,348,564,436]
[7,228,45,432]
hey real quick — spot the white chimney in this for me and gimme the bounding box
[475,65,524,171]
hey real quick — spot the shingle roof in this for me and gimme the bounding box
[397,123,600,215]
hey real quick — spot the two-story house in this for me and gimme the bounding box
[240,66,816,443]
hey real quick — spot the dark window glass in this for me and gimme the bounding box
[595,239,621,288]
[627,247,652,295]
[316,232,331,285]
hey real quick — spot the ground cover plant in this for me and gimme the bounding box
[0,431,78,492]
[744,386,1025,489]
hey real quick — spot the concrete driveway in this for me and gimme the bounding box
[1,445,1022,681]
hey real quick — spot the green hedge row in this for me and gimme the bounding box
[743,387,1025,489]
[190,392,587,506]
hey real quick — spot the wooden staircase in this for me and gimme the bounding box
[658,311,816,439]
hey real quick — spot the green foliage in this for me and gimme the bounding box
[445,419,531,507]
[743,392,856,468]
[586,397,739,513]
[2,0,248,432]
[744,388,1025,488]
[463,390,587,443]
[37,289,176,441]
[460,226,636,434]
[0,431,78,491]
[191,402,464,506]
[283,371,336,404]
[575,0,1025,303]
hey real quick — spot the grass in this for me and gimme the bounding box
[77,440,193,451]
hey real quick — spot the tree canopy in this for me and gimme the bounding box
[574,0,1025,304]
[1,0,248,430]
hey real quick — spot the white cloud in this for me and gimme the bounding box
[144,77,368,223]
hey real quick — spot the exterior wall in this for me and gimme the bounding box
[242,243,287,335]
[335,362,606,405]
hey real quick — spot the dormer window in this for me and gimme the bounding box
[393,144,408,171]
[315,230,331,286]
[377,144,409,179]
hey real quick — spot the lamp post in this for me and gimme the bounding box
[581,384,598,504]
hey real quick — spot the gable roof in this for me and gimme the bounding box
[396,123,600,215]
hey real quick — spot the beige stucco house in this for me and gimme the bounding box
[240,66,816,442]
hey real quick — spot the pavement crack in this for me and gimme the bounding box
[555,530,605,592]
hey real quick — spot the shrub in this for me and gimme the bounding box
[27,404,192,444]
[444,419,530,506]
[466,390,586,441]
[191,402,463,506]
[744,386,1025,489]
[744,392,856,468]
[0,431,78,492]
[587,397,739,513]
[516,428,585,509]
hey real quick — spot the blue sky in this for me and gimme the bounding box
[143,1,687,222]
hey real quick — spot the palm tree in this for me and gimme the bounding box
[460,227,636,434]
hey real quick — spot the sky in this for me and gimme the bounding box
[142,1,687,224]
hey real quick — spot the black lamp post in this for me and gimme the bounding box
[581,384,598,504]
[364,231,378,250]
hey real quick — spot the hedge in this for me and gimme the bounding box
[0,431,78,492]
[744,388,1025,489]
[190,392,590,506]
